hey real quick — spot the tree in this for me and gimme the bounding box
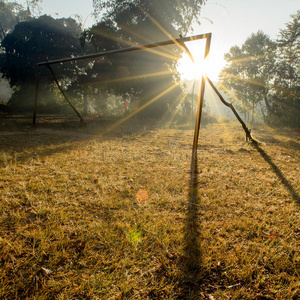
[80,0,206,118]
[0,1,20,39]
[220,31,276,123]
[270,11,300,127]
[0,15,83,112]
[0,0,42,40]
[93,0,206,37]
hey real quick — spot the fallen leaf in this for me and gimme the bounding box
[136,189,148,201]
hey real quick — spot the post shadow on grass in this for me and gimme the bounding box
[178,151,203,297]
[252,142,300,205]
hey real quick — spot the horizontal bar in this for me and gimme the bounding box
[38,33,212,66]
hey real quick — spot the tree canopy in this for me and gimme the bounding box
[93,0,206,37]
[220,11,299,128]
[220,31,276,123]
[0,15,83,111]
[272,11,300,127]
[0,0,42,40]
[80,0,207,117]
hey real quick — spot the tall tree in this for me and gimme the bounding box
[220,31,276,123]
[270,11,300,127]
[0,15,83,112]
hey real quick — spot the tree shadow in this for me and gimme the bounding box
[252,142,300,205]
[0,115,159,161]
[178,152,203,298]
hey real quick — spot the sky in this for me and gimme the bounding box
[12,0,300,80]
[37,0,95,27]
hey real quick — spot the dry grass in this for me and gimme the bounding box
[0,117,299,299]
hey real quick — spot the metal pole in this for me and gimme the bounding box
[192,33,212,156]
[206,77,256,143]
[33,65,40,125]
[192,75,206,155]
[37,33,212,66]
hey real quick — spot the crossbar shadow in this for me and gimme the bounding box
[252,142,300,205]
[178,152,203,298]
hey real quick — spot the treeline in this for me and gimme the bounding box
[220,11,300,128]
[0,1,299,128]
[0,0,205,119]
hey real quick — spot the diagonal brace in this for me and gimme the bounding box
[46,64,85,124]
[207,77,257,143]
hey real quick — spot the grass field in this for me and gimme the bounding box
[0,116,299,299]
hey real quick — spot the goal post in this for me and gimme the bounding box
[33,33,212,152]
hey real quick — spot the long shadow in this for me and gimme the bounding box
[0,115,159,161]
[178,152,203,298]
[252,142,300,205]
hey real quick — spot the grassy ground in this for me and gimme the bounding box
[0,116,299,299]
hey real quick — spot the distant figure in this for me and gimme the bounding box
[124,98,129,112]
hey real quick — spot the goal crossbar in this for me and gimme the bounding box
[37,33,211,66]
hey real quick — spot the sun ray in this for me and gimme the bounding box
[137,5,181,50]
[225,51,277,66]
[87,26,179,62]
[99,70,173,85]
[217,81,264,124]
[117,24,180,61]
[205,81,223,119]
[220,71,270,89]
[222,68,296,99]
[162,89,190,127]
[103,83,180,133]
[136,4,203,64]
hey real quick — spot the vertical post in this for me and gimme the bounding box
[33,65,40,126]
[192,33,212,156]
[192,75,206,155]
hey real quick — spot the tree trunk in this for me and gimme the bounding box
[83,94,88,116]
[263,91,271,115]
[251,101,255,125]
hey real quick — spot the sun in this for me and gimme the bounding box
[177,39,224,81]
[178,54,207,80]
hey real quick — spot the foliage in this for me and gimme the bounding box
[93,0,207,36]
[0,0,207,116]
[270,10,300,127]
[0,0,42,39]
[0,15,83,112]
[220,31,276,123]
[220,12,300,128]
[80,0,207,118]
[0,1,21,39]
